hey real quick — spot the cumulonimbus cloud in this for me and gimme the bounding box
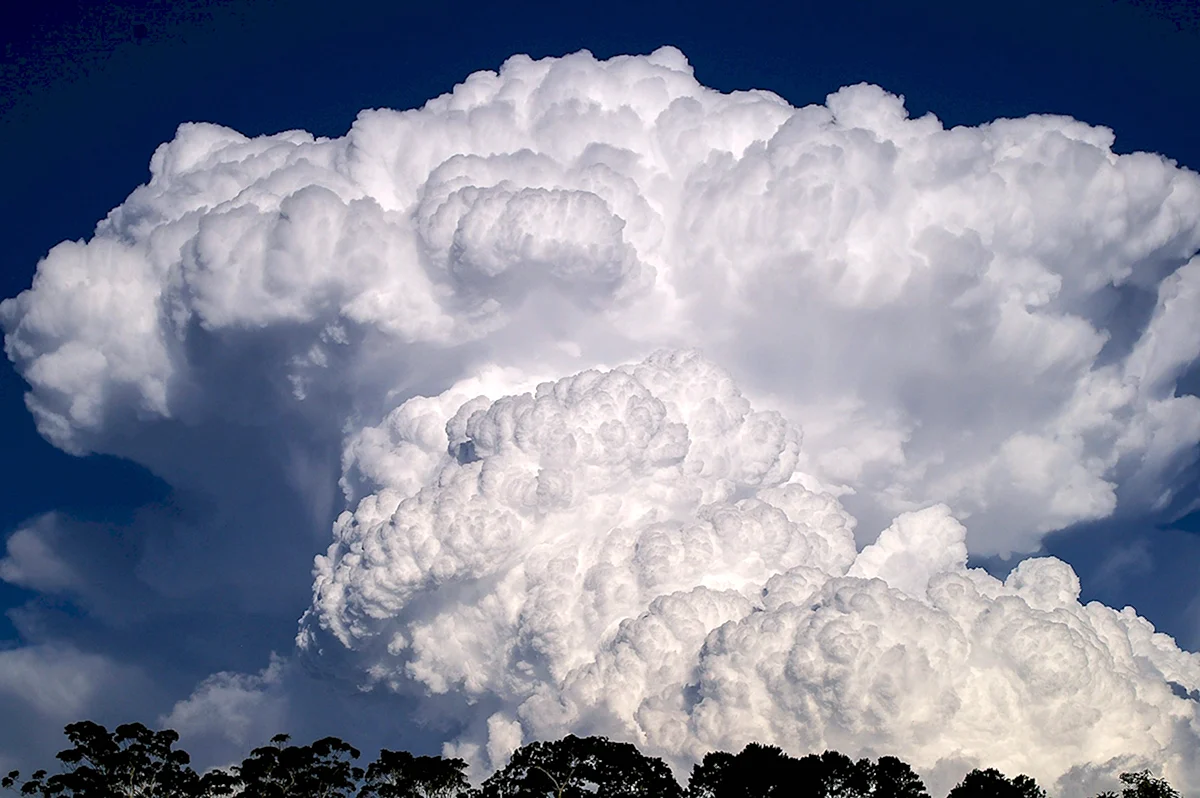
[4,47,1200,792]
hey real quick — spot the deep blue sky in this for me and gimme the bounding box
[2,0,1199,658]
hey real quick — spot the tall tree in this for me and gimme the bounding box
[1095,770,1180,798]
[234,734,363,798]
[806,750,873,797]
[359,750,472,798]
[864,756,930,798]
[688,743,814,798]
[480,735,681,798]
[0,721,226,798]
[685,751,738,798]
[947,768,1046,798]
[688,744,900,798]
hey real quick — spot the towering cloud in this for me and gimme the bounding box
[4,47,1200,792]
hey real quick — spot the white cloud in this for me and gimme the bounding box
[0,644,124,719]
[4,48,1199,554]
[0,643,167,781]
[0,514,80,594]
[161,655,288,764]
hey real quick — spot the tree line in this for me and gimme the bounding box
[1,720,1181,798]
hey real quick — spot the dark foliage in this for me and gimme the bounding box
[687,743,927,798]
[1,720,1184,798]
[360,749,472,798]
[1095,770,1181,798]
[479,734,681,798]
[234,733,363,798]
[947,768,1046,798]
[688,744,789,798]
[0,720,225,798]
[866,755,932,798]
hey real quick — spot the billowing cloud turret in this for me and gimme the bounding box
[299,352,1200,793]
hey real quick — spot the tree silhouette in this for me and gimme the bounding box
[805,750,873,796]
[359,750,472,798]
[689,743,812,797]
[685,750,737,798]
[865,755,931,798]
[234,734,363,798]
[687,744,892,798]
[1095,770,1181,798]
[18,719,1181,798]
[947,768,1046,798]
[0,721,226,798]
[480,735,681,798]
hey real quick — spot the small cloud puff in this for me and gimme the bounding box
[160,655,289,766]
[0,514,81,594]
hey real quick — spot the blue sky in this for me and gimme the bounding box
[2,0,1200,789]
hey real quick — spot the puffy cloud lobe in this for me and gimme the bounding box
[302,352,828,678]
[846,504,967,598]
[301,353,1200,793]
[0,645,133,719]
[0,514,81,594]
[687,560,1200,795]
[2,48,1199,552]
[0,644,159,776]
[159,655,289,765]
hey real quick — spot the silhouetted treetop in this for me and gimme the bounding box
[234,734,363,798]
[687,742,924,798]
[0,720,220,798]
[480,735,681,798]
[2,720,1184,798]
[1095,770,1181,798]
[360,749,472,798]
[947,768,1046,798]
